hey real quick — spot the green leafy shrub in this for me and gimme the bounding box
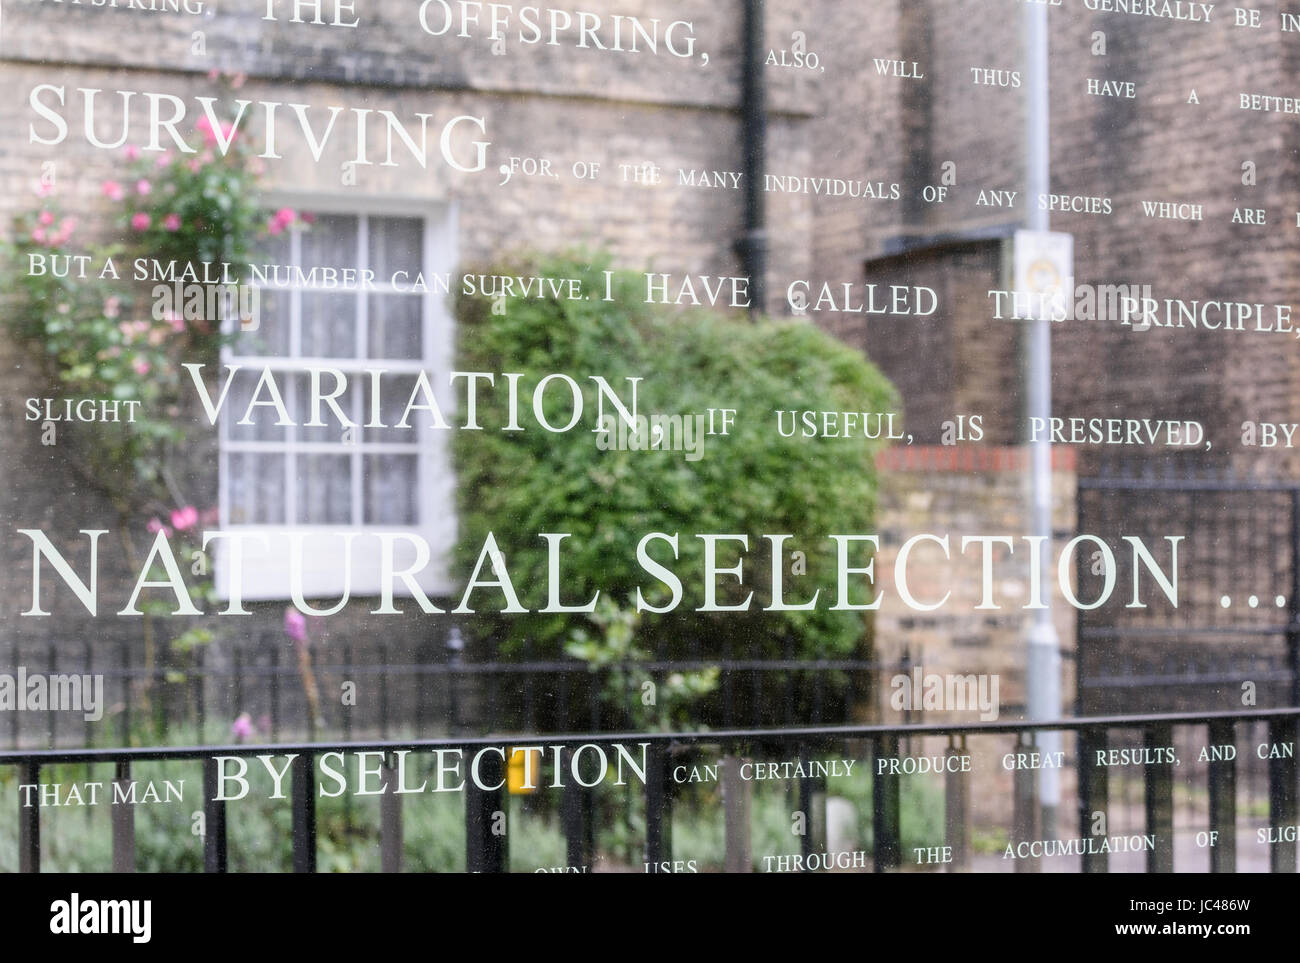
[454,253,900,725]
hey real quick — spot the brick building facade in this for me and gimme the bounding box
[0,0,1287,740]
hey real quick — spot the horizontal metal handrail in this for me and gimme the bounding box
[2,707,1296,764]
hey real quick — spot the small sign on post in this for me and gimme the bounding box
[1013,229,1075,321]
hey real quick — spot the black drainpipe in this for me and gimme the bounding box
[737,0,767,319]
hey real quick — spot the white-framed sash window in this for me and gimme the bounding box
[215,195,458,601]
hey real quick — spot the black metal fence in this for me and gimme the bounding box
[6,633,894,749]
[4,707,1296,873]
[1077,464,1300,715]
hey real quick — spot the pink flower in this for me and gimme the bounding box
[125,145,141,161]
[196,116,217,146]
[103,296,120,318]
[231,713,253,740]
[34,182,53,198]
[230,72,247,90]
[300,212,317,225]
[146,517,173,539]
[136,179,152,196]
[170,505,198,531]
[166,312,185,333]
[188,159,202,173]
[163,213,181,231]
[267,218,284,236]
[155,151,173,168]
[101,180,124,201]
[131,212,151,231]
[37,210,54,226]
[284,607,308,644]
[207,68,221,81]
[274,207,296,226]
[221,122,236,144]
[31,228,46,244]
[132,357,151,376]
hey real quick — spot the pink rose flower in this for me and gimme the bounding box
[31,228,46,244]
[146,517,173,539]
[101,180,124,201]
[37,210,54,226]
[132,357,151,376]
[136,179,152,196]
[231,713,253,740]
[156,152,173,168]
[104,296,121,318]
[188,159,203,173]
[125,145,141,161]
[166,312,185,333]
[131,212,151,231]
[170,505,198,531]
[267,218,284,236]
[274,207,296,226]
[34,182,53,198]
[163,213,181,231]
[284,607,308,644]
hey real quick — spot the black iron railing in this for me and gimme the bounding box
[3,707,1296,873]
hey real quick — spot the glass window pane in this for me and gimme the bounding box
[290,372,358,443]
[225,370,291,442]
[367,293,422,359]
[232,288,290,357]
[364,454,418,525]
[369,216,422,278]
[299,213,357,268]
[364,373,426,441]
[227,453,285,524]
[296,454,353,525]
[300,291,357,358]
[252,226,291,265]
